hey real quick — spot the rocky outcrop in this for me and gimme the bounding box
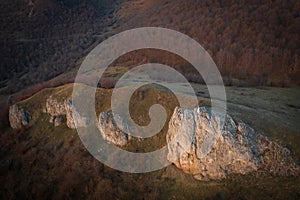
[65,99,89,129]
[46,96,66,127]
[45,96,89,129]
[9,104,31,130]
[167,107,298,181]
[45,96,66,116]
[97,110,131,146]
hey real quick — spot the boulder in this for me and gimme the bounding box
[97,110,131,146]
[9,104,31,130]
[49,115,62,127]
[167,107,298,180]
[53,116,63,127]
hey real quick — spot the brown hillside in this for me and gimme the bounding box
[116,0,300,87]
[0,0,299,94]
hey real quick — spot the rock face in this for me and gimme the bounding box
[65,99,89,129]
[46,96,66,116]
[167,107,298,180]
[45,96,89,129]
[97,110,131,146]
[9,105,31,130]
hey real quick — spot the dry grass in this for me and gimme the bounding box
[0,83,300,199]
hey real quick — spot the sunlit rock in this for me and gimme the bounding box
[45,96,89,129]
[97,110,131,146]
[45,96,66,116]
[167,107,298,180]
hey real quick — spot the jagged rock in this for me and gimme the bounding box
[65,99,89,129]
[167,107,298,181]
[97,110,131,146]
[45,96,89,129]
[9,104,31,130]
[45,96,66,116]
[46,96,66,128]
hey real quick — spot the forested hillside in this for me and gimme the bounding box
[0,0,299,95]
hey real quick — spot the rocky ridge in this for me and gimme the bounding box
[9,96,130,146]
[8,99,298,180]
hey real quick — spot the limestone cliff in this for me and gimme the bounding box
[167,107,298,180]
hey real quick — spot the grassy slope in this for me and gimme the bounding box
[0,83,299,199]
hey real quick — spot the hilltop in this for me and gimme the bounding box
[1,83,300,199]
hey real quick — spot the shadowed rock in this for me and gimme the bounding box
[97,110,131,146]
[167,107,298,181]
[49,115,63,127]
[9,104,31,130]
